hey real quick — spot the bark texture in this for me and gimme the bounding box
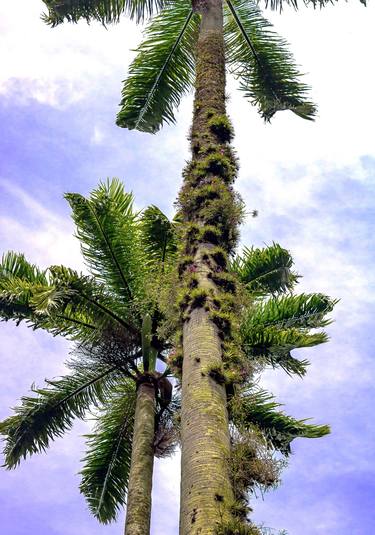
[178,0,242,532]
[124,380,155,535]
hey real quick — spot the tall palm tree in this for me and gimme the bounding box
[0,179,178,535]
[35,1,361,532]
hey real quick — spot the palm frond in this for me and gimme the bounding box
[230,243,299,295]
[0,251,47,285]
[224,0,316,121]
[66,179,146,318]
[258,0,366,11]
[38,265,138,338]
[116,0,200,132]
[0,361,118,468]
[0,253,101,339]
[42,0,164,26]
[80,379,136,524]
[240,293,336,376]
[230,389,330,455]
[0,252,48,323]
[247,293,337,331]
[141,205,177,269]
[242,326,325,376]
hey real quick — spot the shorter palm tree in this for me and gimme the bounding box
[0,179,178,535]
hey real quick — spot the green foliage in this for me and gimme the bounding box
[231,243,299,295]
[194,153,237,182]
[209,271,237,294]
[0,361,118,468]
[42,0,164,26]
[224,0,316,121]
[117,0,200,132]
[141,205,177,269]
[208,114,234,143]
[0,180,181,524]
[240,293,336,375]
[66,179,146,315]
[0,251,47,285]
[230,389,330,455]
[216,518,262,535]
[259,0,366,10]
[248,293,336,330]
[80,379,136,523]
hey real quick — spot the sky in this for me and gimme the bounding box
[0,1,374,534]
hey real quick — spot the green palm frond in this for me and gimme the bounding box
[141,205,177,269]
[80,379,136,523]
[224,0,316,121]
[259,0,366,11]
[240,293,336,375]
[230,389,330,455]
[0,252,47,285]
[37,265,138,337]
[42,0,164,26]
[247,293,337,331]
[230,243,299,295]
[0,252,48,323]
[0,361,118,468]
[66,179,146,316]
[117,0,200,133]
[242,325,327,376]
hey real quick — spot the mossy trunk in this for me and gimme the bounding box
[124,380,155,535]
[178,0,242,533]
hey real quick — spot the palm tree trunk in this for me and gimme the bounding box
[178,0,241,532]
[124,379,155,535]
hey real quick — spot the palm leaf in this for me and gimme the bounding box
[141,205,177,269]
[42,0,164,26]
[247,293,337,331]
[230,243,299,295]
[0,252,47,285]
[240,293,336,376]
[224,0,316,121]
[66,179,146,318]
[259,0,366,11]
[80,379,136,523]
[35,265,139,339]
[116,0,200,133]
[230,389,330,455]
[0,361,118,468]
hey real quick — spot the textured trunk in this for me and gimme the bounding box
[178,0,240,532]
[124,380,155,535]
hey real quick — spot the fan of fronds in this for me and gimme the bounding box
[231,242,299,295]
[240,293,336,376]
[0,360,119,468]
[117,0,200,132]
[42,0,165,26]
[224,0,316,121]
[259,0,366,11]
[230,389,330,455]
[80,379,137,523]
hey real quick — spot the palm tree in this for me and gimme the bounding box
[0,179,178,535]
[35,1,360,532]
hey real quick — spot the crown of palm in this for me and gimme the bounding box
[42,0,339,134]
[0,179,178,522]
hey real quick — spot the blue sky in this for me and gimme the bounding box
[0,1,374,534]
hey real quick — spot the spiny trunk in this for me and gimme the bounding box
[178,0,242,532]
[124,380,155,535]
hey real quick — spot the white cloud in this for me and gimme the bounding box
[0,1,141,107]
[0,179,83,269]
